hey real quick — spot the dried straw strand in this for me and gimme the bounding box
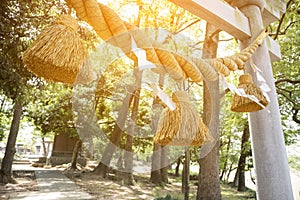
[22,15,88,84]
[154,91,213,146]
[231,74,269,112]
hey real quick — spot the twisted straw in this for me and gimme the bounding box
[66,0,267,81]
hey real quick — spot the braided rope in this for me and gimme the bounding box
[67,0,267,82]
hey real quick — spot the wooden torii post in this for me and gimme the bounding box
[169,0,293,199]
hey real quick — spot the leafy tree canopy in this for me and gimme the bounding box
[269,0,300,144]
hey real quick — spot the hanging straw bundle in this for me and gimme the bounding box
[154,91,213,146]
[22,14,89,84]
[231,73,268,112]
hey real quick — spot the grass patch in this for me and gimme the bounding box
[221,183,256,200]
[288,155,300,171]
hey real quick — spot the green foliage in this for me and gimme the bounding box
[27,83,77,138]
[0,0,73,150]
[0,0,99,146]
[288,154,300,171]
[269,0,300,144]
[0,0,66,102]
[219,84,252,181]
[221,183,256,200]
[0,94,13,140]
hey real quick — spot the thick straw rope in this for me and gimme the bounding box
[66,0,267,82]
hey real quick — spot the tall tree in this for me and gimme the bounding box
[0,101,22,183]
[150,143,162,184]
[123,68,142,185]
[196,23,221,200]
[236,122,250,191]
[150,75,169,185]
[71,140,83,169]
[182,147,190,200]
[93,81,136,177]
[231,122,251,191]
[0,0,31,184]
[219,92,248,184]
[0,0,64,183]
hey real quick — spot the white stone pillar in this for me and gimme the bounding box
[234,2,294,199]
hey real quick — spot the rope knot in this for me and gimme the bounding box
[55,14,78,31]
[172,91,190,103]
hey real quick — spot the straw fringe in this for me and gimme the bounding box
[22,15,88,84]
[231,74,269,112]
[154,91,213,146]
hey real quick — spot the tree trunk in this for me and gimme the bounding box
[160,145,169,183]
[0,100,22,184]
[123,70,142,185]
[150,143,162,185]
[41,136,47,157]
[150,74,165,185]
[232,169,239,187]
[182,147,190,200]
[196,23,221,200]
[226,163,233,183]
[71,139,82,169]
[219,135,231,182]
[123,132,134,185]
[175,156,182,177]
[0,96,6,112]
[94,79,138,178]
[237,123,250,191]
[83,136,94,160]
[116,153,123,170]
[93,85,135,177]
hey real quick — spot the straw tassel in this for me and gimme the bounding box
[231,73,269,112]
[22,15,92,84]
[154,91,213,146]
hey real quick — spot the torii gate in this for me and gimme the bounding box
[169,0,293,199]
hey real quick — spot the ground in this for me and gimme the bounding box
[63,169,255,200]
[0,171,38,200]
[0,167,256,200]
